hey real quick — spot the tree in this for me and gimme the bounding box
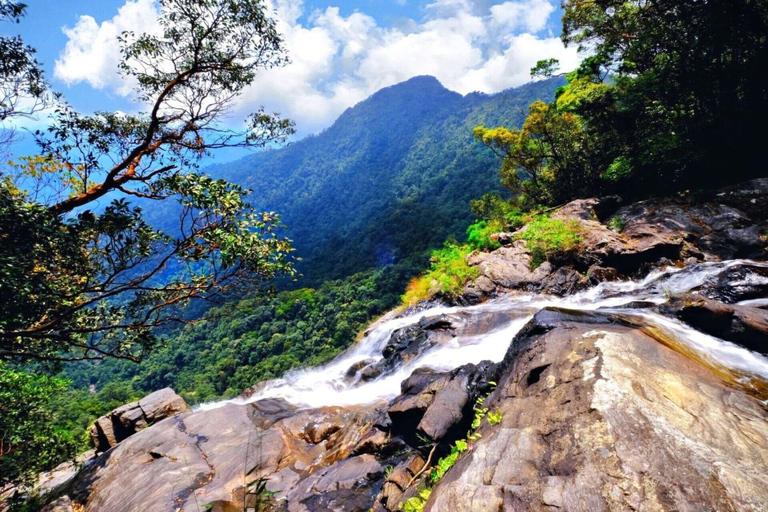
[560,0,768,193]
[0,361,78,490]
[0,1,48,150]
[0,0,296,364]
[473,97,596,207]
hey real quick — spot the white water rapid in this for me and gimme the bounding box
[199,260,768,411]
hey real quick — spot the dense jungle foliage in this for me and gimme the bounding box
[475,0,768,208]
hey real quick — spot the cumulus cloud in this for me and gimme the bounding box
[53,0,579,134]
[490,0,556,33]
[54,0,161,96]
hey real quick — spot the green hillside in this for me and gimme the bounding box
[195,76,563,283]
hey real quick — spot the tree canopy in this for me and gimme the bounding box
[0,0,296,364]
[477,0,768,207]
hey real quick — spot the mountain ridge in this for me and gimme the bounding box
[174,75,565,284]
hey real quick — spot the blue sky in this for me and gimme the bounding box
[2,0,576,162]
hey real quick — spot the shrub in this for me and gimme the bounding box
[402,244,479,306]
[466,220,502,251]
[607,215,625,232]
[519,216,583,269]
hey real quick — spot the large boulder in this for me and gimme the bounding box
[388,362,498,444]
[694,262,768,304]
[468,242,552,290]
[67,398,397,512]
[424,310,768,511]
[89,388,189,453]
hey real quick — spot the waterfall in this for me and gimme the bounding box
[198,260,768,411]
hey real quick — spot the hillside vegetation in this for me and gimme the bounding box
[180,76,564,283]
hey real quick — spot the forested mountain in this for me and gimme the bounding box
[190,76,562,283]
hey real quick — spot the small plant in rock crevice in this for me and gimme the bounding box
[607,215,625,233]
[395,389,503,511]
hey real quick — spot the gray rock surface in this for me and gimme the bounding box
[89,388,189,453]
[424,310,768,511]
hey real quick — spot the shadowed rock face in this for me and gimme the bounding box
[424,311,768,512]
[663,294,768,353]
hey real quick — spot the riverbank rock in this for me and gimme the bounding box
[717,177,768,219]
[388,362,498,444]
[89,388,189,453]
[424,308,768,511]
[694,262,768,304]
[465,180,768,302]
[56,397,401,512]
[663,294,768,353]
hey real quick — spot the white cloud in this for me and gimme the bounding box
[54,0,161,96]
[490,0,556,33]
[53,0,578,134]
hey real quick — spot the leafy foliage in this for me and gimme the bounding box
[402,489,432,512]
[0,1,47,127]
[476,0,768,206]
[519,216,583,269]
[0,362,79,488]
[402,244,479,307]
[466,220,502,252]
[0,0,296,364]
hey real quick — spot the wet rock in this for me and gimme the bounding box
[717,177,768,219]
[389,362,498,444]
[238,379,276,400]
[461,275,495,304]
[699,224,767,259]
[540,266,587,295]
[663,294,768,353]
[344,359,376,382]
[696,262,768,303]
[312,455,383,492]
[89,388,189,453]
[612,199,763,266]
[381,315,453,362]
[351,429,399,456]
[424,310,768,512]
[587,264,619,284]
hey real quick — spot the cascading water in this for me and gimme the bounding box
[199,260,768,411]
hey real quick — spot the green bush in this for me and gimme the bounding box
[466,220,502,251]
[0,363,80,488]
[402,244,480,306]
[519,216,583,269]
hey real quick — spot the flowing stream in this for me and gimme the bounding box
[199,260,768,411]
